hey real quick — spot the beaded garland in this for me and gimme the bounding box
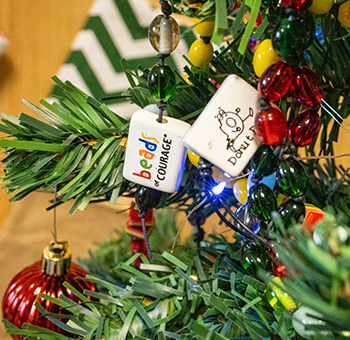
[178,2,324,244]
[150,0,328,320]
[138,0,325,286]
[247,0,323,229]
[132,0,182,258]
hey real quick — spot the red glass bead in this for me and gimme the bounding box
[281,0,312,9]
[258,61,292,102]
[255,106,287,145]
[289,109,320,147]
[292,66,322,107]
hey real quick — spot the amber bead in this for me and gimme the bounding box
[255,106,287,145]
[148,15,180,54]
[289,109,320,147]
[292,66,322,107]
[258,61,292,102]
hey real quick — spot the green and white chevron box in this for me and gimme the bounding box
[51,0,195,119]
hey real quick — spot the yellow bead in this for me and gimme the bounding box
[276,193,289,207]
[212,167,235,188]
[183,73,193,85]
[193,18,215,36]
[266,277,296,311]
[232,178,248,204]
[309,0,333,14]
[187,150,200,167]
[338,1,350,28]
[188,0,204,9]
[253,39,281,77]
[189,39,213,68]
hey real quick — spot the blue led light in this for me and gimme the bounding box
[212,182,226,195]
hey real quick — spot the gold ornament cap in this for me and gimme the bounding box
[41,240,72,276]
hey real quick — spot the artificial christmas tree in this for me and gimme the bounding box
[1,0,350,338]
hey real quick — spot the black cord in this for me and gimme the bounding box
[188,208,206,253]
[213,202,253,240]
[157,54,170,63]
[159,0,172,17]
[200,36,212,44]
[214,198,268,246]
[157,101,167,123]
[218,198,267,244]
[141,216,152,259]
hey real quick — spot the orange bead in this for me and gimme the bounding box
[302,204,325,234]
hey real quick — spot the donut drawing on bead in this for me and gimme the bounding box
[216,107,254,152]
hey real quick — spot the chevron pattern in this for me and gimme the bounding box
[51,0,195,118]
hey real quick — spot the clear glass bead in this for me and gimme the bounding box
[148,14,180,54]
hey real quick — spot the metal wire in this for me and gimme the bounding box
[52,185,58,242]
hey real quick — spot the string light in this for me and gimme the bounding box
[212,182,226,195]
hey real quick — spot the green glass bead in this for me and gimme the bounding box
[265,0,284,26]
[241,243,272,273]
[252,144,279,177]
[248,183,277,221]
[272,15,305,60]
[278,199,306,228]
[276,157,308,197]
[148,15,180,54]
[147,64,176,100]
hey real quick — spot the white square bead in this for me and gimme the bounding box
[183,75,261,177]
[123,109,191,193]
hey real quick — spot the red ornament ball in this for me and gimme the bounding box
[2,245,95,339]
[281,0,312,9]
[289,109,321,147]
[258,61,292,102]
[292,66,322,107]
[255,106,288,145]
